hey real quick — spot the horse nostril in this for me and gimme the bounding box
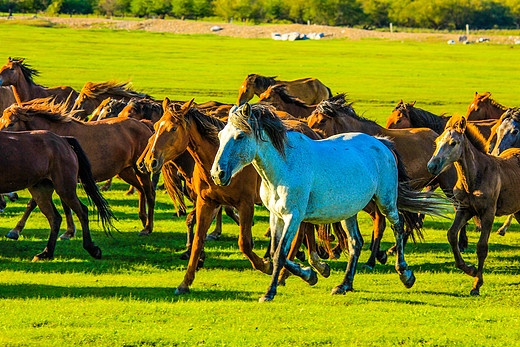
[218,170,226,179]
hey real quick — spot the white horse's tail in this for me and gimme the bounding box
[376,137,450,241]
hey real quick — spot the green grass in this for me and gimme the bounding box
[0,22,520,346]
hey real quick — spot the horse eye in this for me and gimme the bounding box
[449,141,457,147]
[396,119,402,124]
[236,133,244,140]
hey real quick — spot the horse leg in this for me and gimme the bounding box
[278,222,307,286]
[235,202,272,275]
[448,209,477,277]
[100,178,112,192]
[224,206,241,225]
[58,201,77,240]
[119,167,155,236]
[331,216,364,294]
[470,212,494,296]
[6,198,38,240]
[331,222,347,260]
[179,208,196,260]
[497,215,513,236]
[260,212,314,302]
[175,198,217,295]
[304,223,331,278]
[124,186,136,196]
[206,206,223,241]
[28,184,61,261]
[363,204,387,270]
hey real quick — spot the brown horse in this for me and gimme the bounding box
[427,114,520,296]
[119,98,163,123]
[0,130,113,260]
[138,99,332,294]
[89,98,128,122]
[258,84,316,119]
[72,81,151,120]
[0,100,155,238]
[0,57,78,111]
[0,86,16,112]
[237,74,331,106]
[387,100,497,139]
[308,95,462,267]
[466,92,508,121]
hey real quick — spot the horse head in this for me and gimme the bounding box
[0,57,26,87]
[491,108,520,156]
[428,114,468,175]
[138,98,193,174]
[386,100,414,129]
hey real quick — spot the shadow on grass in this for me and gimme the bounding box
[0,283,259,302]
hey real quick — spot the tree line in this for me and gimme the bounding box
[2,0,520,30]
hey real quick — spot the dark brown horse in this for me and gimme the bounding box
[257,84,316,119]
[308,95,463,267]
[118,97,163,123]
[138,99,332,294]
[0,58,78,111]
[237,74,331,106]
[466,92,508,121]
[0,130,113,260]
[428,114,520,296]
[0,100,155,238]
[89,98,128,122]
[386,100,497,139]
[72,81,151,120]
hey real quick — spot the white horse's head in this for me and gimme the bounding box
[211,103,258,186]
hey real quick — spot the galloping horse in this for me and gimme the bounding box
[428,114,520,296]
[237,74,331,106]
[258,84,316,119]
[138,99,332,295]
[72,81,151,120]
[466,92,508,121]
[0,130,113,260]
[0,100,155,238]
[386,100,497,140]
[307,95,461,267]
[0,58,78,110]
[212,103,447,301]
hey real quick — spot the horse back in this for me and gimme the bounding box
[282,78,331,105]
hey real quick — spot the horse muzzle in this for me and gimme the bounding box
[427,158,444,176]
[211,167,231,186]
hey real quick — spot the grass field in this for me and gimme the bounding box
[0,22,520,346]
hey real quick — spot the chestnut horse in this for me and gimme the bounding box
[466,92,508,121]
[139,99,332,295]
[258,84,316,119]
[237,74,331,106]
[386,100,497,140]
[428,114,520,296]
[0,57,78,111]
[308,95,462,268]
[0,101,155,238]
[72,81,151,120]
[0,130,113,260]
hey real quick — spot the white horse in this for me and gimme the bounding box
[211,103,447,302]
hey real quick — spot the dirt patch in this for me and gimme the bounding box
[5,16,520,44]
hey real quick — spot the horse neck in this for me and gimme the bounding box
[185,121,219,183]
[10,74,40,104]
[410,108,447,134]
[252,133,290,188]
[338,117,381,136]
[454,135,491,193]
[30,117,81,135]
[485,100,507,118]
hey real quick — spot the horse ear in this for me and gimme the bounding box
[481,92,491,101]
[456,116,467,132]
[162,97,170,110]
[411,101,416,106]
[242,103,251,118]
[398,99,403,105]
[181,98,195,114]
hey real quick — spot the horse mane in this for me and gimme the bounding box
[167,103,225,145]
[247,74,277,91]
[502,108,520,121]
[447,114,488,153]
[396,102,449,133]
[229,103,288,157]
[268,84,311,109]
[9,57,40,85]
[79,81,150,99]
[5,98,77,123]
[314,93,376,125]
[128,98,163,119]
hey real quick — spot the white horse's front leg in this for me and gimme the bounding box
[260,213,310,302]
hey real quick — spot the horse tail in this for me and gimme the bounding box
[64,137,116,235]
[376,137,449,241]
[161,161,187,216]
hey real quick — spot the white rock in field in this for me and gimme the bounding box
[210,26,223,32]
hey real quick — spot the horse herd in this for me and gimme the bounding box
[1,57,519,302]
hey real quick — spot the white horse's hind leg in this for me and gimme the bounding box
[331,215,364,295]
[386,210,416,289]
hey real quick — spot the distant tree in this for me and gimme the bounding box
[361,0,390,27]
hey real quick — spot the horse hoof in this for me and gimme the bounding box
[88,246,102,260]
[5,231,19,240]
[175,283,190,295]
[179,250,191,260]
[264,262,274,275]
[321,263,331,278]
[32,254,53,262]
[331,285,352,295]
[259,295,274,303]
[138,230,151,237]
[497,229,506,236]
[387,246,397,256]
[470,288,480,296]
[377,251,388,265]
[400,270,416,289]
[361,263,374,271]
[59,232,74,241]
[305,268,318,286]
[205,232,220,241]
